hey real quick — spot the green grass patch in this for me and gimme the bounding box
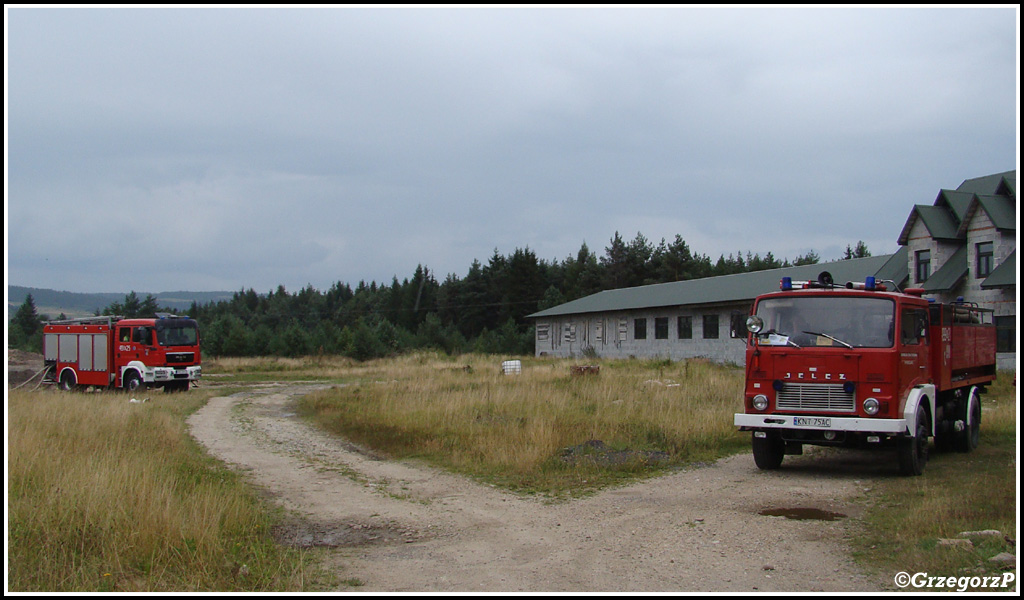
[851,373,1018,592]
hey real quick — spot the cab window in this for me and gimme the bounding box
[133,327,152,345]
[900,308,928,345]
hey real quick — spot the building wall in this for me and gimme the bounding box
[534,302,751,365]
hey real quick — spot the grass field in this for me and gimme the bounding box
[6,386,331,592]
[295,353,748,496]
[7,352,1017,592]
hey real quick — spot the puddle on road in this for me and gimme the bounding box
[758,507,847,521]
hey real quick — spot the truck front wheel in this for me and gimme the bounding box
[124,371,147,393]
[752,431,785,470]
[898,404,929,476]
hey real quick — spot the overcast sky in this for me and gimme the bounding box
[5,6,1019,294]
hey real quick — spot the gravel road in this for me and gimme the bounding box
[187,383,888,592]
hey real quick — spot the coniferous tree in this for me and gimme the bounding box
[13,294,42,338]
[601,232,630,289]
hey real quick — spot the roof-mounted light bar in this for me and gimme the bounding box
[780,274,889,292]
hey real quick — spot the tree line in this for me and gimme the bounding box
[8,233,870,359]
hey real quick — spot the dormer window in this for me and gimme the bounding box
[915,250,931,283]
[976,242,994,278]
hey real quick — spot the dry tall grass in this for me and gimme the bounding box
[297,353,748,495]
[7,388,324,592]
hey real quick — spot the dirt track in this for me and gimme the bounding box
[186,382,889,592]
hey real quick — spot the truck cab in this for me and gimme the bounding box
[734,273,995,475]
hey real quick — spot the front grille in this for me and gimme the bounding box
[166,352,194,364]
[776,383,855,412]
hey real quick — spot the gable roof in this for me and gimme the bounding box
[528,255,896,319]
[982,250,1016,290]
[955,170,1016,196]
[874,246,909,288]
[898,204,961,244]
[935,189,975,222]
[898,170,1017,246]
[921,245,967,293]
[957,193,1017,237]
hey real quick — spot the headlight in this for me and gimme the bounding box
[752,394,769,411]
[863,397,880,415]
[746,316,764,334]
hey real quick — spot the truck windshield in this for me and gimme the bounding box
[753,296,895,348]
[155,320,199,346]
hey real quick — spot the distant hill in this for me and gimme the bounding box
[8,285,234,321]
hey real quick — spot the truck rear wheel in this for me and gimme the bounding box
[898,404,929,476]
[58,370,77,392]
[752,431,785,470]
[955,388,981,453]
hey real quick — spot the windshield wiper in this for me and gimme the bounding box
[802,330,853,349]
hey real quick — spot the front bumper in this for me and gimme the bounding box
[146,365,202,383]
[734,412,908,435]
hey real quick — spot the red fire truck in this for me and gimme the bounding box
[734,272,996,475]
[43,314,202,393]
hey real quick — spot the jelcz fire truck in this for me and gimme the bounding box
[734,272,996,475]
[43,314,202,392]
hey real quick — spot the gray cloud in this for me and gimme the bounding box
[7,6,1017,293]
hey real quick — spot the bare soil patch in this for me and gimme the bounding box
[8,349,46,387]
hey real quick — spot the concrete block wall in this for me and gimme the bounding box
[534,302,750,365]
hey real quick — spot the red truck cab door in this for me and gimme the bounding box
[116,325,153,365]
[898,306,931,391]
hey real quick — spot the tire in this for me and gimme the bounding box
[899,404,929,476]
[58,370,77,392]
[955,388,981,453]
[752,431,785,470]
[124,371,146,393]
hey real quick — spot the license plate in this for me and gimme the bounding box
[794,417,831,428]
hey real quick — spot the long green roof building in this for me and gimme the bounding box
[529,171,1016,369]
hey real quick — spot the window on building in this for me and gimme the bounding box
[634,318,647,340]
[976,242,994,278]
[730,312,747,339]
[996,316,1015,353]
[703,314,719,339]
[536,323,549,341]
[563,323,576,343]
[915,250,931,283]
[677,316,692,340]
[654,317,668,340]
